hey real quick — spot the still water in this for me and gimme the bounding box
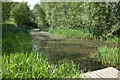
[30,29,117,72]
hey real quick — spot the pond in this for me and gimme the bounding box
[30,29,118,72]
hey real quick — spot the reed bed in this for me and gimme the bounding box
[2,52,82,78]
[50,28,94,39]
[96,46,119,67]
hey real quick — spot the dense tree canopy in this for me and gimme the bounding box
[33,3,48,29]
[34,2,120,38]
[2,2,120,37]
[10,2,32,26]
[2,2,13,22]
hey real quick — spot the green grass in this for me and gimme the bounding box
[50,28,94,39]
[106,36,119,43]
[2,24,33,54]
[2,52,82,78]
[2,24,83,78]
[96,46,119,67]
[50,28,119,43]
[2,31,33,54]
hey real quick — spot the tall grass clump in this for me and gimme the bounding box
[50,28,94,39]
[96,46,119,67]
[2,52,82,78]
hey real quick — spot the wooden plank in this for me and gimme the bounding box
[92,71,107,78]
[82,73,94,80]
[90,72,103,78]
[82,73,93,80]
[99,68,118,78]
[112,67,120,75]
[84,73,94,80]
[103,68,118,78]
[92,71,112,80]
[96,69,116,78]
[82,67,120,80]
[107,67,119,75]
[88,72,104,80]
[85,72,102,80]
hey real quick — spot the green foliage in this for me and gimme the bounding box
[106,36,118,43]
[10,2,32,26]
[2,24,32,54]
[4,19,17,26]
[96,46,119,66]
[33,3,48,29]
[2,32,32,54]
[50,28,94,39]
[50,28,118,43]
[2,2,13,22]
[2,23,82,78]
[34,2,120,38]
[2,52,82,78]
[2,24,31,34]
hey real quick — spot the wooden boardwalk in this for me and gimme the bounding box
[82,67,120,80]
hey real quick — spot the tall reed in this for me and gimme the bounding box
[2,52,82,78]
[96,46,119,66]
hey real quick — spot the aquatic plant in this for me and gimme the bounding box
[2,52,82,78]
[50,28,94,39]
[96,46,119,67]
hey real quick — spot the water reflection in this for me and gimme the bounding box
[30,29,117,72]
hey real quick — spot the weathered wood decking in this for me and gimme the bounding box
[82,67,120,80]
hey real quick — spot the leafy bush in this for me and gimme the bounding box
[96,46,119,66]
[2,52,82,78]
[2,24,31,33]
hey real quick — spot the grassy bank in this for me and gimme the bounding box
[96,46,119,68]
[2,24,33,54]
[2,24,82,78]
[50,28,94,39]
[50,28,118,43]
